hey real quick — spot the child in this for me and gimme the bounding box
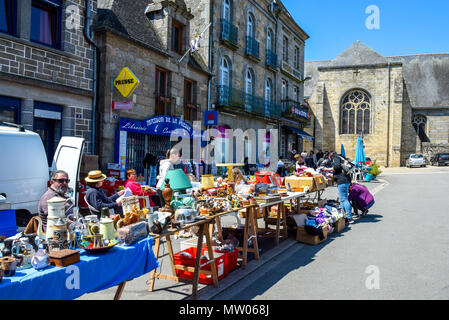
[348,183,375,216]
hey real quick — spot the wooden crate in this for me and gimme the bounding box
[296,227,328,245]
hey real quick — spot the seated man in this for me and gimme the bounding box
[36,170,74,232]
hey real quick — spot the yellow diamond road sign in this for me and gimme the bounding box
[114,67,140,98]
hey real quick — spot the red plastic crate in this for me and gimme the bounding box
[214,248,239,276]
[174,247,225,285]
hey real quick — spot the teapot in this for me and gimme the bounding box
[31,248,50,270]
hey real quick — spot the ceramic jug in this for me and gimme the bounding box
[99,218,115,241]
[47,196,67,219]
[52,218,68,242]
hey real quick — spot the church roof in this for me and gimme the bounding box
[328,41,388,67]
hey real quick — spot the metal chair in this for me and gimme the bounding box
[84,196,100,215]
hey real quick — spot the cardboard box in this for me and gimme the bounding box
[80,155,99,173]
[333,219,346,233]
[314,175,327,191]
[285,175,327,193]
[296,226,328,245]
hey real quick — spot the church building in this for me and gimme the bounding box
[305,41,449,167]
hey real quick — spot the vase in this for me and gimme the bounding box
[160,179,174,214]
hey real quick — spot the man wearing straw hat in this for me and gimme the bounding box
[85,170,125,217]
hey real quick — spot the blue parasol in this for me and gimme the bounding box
[340,144,346,158]
[355,136,366,164]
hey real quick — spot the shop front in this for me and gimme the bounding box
[116,115,200,184]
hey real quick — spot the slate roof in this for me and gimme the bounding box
[305,41,449,109]
[95,0,164,52]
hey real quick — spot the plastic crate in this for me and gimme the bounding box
[214,248,239,276]
[0,209,16,237]
[174,247,225,285]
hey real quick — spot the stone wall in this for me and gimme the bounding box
[96,31,209,168]
[0,0,96,154]
[308,64,404,167]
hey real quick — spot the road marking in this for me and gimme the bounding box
[369,178,389,195]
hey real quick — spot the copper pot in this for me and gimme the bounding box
[0,256,17,277]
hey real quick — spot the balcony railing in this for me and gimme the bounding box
[266,49,277,69]
[217,85,281,119]
[281,99,310,122]
[245,36,260,60]
[220,19,239,49]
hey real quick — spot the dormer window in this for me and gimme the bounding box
[171,19,184,54]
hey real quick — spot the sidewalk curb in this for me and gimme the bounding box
[190,238,302,300]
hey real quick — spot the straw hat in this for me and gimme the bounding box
[85,170,107,183]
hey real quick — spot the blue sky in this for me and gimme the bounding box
[282,0,449,61]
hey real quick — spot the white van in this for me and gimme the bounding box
[0,123,84,226]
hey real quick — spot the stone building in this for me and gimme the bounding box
[0,0,97,163]
[95,0,210,180]
[305,41,449,167]
[185,0,311,164]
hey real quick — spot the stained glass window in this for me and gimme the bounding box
[341,90,371,135]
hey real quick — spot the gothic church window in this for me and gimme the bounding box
[340,89,371,135]
[412,114,429,142]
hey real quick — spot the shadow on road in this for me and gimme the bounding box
[218,214,383,300]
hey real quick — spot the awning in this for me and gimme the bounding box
[284,126,315,140]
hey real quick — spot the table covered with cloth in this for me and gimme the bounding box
[0,236,159,300]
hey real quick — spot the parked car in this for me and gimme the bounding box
[0,122,84,226]
[406,154,427,168]
[430,153,449,166]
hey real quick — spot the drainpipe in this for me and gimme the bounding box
[84,0,98,155]
[207,0,215,111]
[274,10,281,158]
[386,62,391,167]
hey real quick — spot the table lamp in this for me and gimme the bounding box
[160,169,192,191]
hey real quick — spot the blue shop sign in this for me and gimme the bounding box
[119,116,193,137]
[291,106,311,120]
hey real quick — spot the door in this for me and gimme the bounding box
[52,136,85,206]
[34,117,56,166]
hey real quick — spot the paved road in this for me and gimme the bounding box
[212,167,449,300]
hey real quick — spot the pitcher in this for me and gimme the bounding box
[99,218,116,241]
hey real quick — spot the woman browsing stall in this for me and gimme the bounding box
[125,169,156,208]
